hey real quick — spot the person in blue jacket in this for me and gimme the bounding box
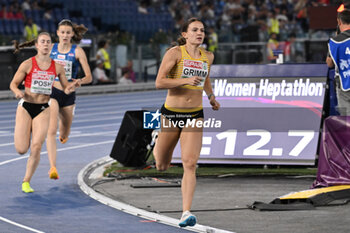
[328,4,350,116]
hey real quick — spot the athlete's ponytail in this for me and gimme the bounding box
[177,36,186,46]
[13,32,51,54]
[72,24,88,43]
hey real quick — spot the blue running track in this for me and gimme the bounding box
[0,91,190,233]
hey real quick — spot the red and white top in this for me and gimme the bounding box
[24,57,56,95]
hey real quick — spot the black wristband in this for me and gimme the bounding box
[207,93,214,100]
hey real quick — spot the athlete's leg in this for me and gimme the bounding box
[153,116,181,171]
[14,105,32,154]
[46,99,59,168]
[58,104,75,143]
[23,107,50,183]
[179,119,203,212]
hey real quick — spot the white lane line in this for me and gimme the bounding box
[0,131,116,147]
[0,115,16,119]
[0,134,14,137]
[73,116,123,124]
[72,123,120,130]
[0,104,161,117]
[78,157,235,233]
[76,97,163,106]
[0,92,164,112]
[0,123,121,137]
[0,109,16,114]
[0,115,122,130]
[73,97,164,111]
[0,131,11,134]
[0,140,114,166]
[0,119,15,124]
[69,131,117,137]
[0,142,14,147]
[75,91,165,102]
[0,115,123,126]
[0,101,163,125]
[0,155,27,166]
[0,110,124,124]
[0,101,163,118]
[0,216,45,233]
[0,153,18,156]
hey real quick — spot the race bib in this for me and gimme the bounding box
[30,71,55,95]
[55,59,73,80]
[181,59,208,87]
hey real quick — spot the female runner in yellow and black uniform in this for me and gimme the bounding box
[154,17,220,227]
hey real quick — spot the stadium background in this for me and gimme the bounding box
[0,1,346,232]
[0,0,339,90]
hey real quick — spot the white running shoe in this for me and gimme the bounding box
[179,211,197,227]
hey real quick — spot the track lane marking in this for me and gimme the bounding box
[0,131,116,147]
[0,216,45,233]
[0,123,121,137]
[0,140,114,166]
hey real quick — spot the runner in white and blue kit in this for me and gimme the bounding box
[46,19,92,180]
[51,43,80,84]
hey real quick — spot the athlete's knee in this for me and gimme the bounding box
[47,129,57,138]
[182,156,198,171]
[156,163,170,171]
[30,142,43,154]
[47,123,58,136]
[154,152,170,171]
[16,147,28,155]
[14,138,30,154]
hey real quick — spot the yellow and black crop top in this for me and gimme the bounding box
[167,45,210,90]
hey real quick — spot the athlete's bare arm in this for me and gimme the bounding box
[203,51,214,95]
[75,46,92,85]
[10,59,31,99]
[203,51,220,110]
[155,46,202,89]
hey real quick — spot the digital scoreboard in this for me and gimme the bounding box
[172,64,328,165]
